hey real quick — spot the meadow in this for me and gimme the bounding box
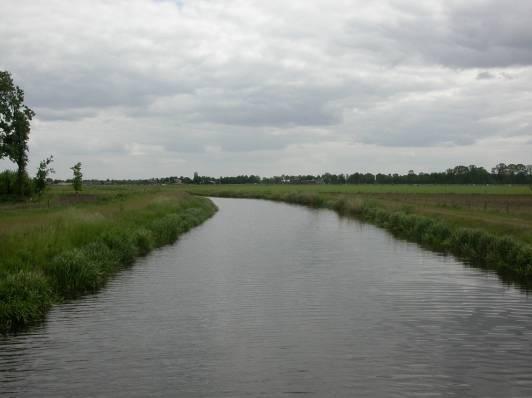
[0,185,217,332]
[184,184,532,286]
[184,183,531,195]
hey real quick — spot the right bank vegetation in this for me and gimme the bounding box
[187,187,532,286]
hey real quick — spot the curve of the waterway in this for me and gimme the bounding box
[1,197,531,397]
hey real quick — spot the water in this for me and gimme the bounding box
[1,197,532,397]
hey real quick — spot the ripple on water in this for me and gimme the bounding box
[1,197,531,397]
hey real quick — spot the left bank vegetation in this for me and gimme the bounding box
[1,71,217,332]
[0,187,217,333]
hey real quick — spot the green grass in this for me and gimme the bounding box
[185,183,532,195]
[183,184,532,287]
[0,186,217,332]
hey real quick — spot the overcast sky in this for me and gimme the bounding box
[1,0,531,179]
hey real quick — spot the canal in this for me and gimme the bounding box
[1,197,531,397]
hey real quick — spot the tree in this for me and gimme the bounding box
[71,162,83,192]
[34,155,54,196]
[0,71,35,195]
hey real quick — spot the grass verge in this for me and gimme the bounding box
[0,189,216,333]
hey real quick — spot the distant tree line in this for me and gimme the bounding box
[270,164,532,185]
[77,176,186,186]
[185,164,532,185]
[62,163,532,186]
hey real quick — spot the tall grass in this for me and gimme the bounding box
[0,191,216,332]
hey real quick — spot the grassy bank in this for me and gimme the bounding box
[186,183,531,195]
[0,187,217,332]
[185,185,532,287]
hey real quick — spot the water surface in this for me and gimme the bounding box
[1,197,531,397]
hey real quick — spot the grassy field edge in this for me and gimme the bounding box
[195,189,532,286]
[0,194,217,333]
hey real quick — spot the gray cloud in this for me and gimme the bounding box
[175,84,348,127]
[341,0,532,68]
[0,0,531,178]
[477,71,495,80]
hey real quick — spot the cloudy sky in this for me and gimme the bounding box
[1,0,531,179]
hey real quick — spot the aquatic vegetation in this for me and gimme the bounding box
[132,228,155,256]
[45,248,103,298]
[0,270,52,331]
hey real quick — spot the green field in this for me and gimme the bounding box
[184,183,532,195]
[0,185,217,332]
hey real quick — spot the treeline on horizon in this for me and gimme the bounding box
[60,163,532,186]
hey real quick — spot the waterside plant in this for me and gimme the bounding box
[191,189,532,285]
[0,192,216,332]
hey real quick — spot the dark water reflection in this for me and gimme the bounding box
[1,198,532,397]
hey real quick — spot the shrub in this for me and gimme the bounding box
[0,169,33,197]
[132,228,155,256]
[100,230,137,266]
[0,270,52,331]
[425,221,452,247]
[492,236,522,270]
[81,241,118,274]
[45,249,102,298]
[0,170,17,195]
[149,214,181,246]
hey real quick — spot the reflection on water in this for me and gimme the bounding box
[1,198,531,397]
